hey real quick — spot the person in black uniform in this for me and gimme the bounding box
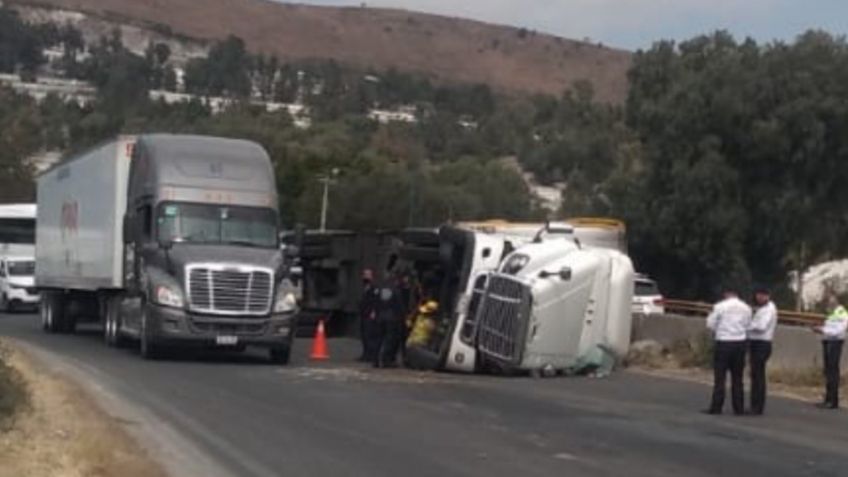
[358,269,378,363]
[372,273,407,368]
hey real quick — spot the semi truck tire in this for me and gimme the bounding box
[42,292,66,334]
[269,345,291,365]
[139,301,163,360]
[62,310,77,334]
[103,296,125,347]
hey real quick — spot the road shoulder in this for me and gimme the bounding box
[0,339,168,477]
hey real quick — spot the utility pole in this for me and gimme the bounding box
[318,169,339,232]
[796,241,806,311]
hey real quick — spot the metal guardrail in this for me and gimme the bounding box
[664,299,825,327]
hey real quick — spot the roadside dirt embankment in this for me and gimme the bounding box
[0,341,166,477]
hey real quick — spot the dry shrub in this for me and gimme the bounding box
[669,332,714,369]
[0,344,29,431]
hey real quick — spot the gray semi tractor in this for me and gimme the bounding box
[35,135,298,362]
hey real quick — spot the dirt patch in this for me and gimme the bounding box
[16,0,632,102]
[0,341,167,477]
[284,363,463,385]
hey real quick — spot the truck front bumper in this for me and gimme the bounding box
[145,303,296,348]
[6,287,41,306]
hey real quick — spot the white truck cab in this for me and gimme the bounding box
[0,256,40,312]
[401,221,634,376]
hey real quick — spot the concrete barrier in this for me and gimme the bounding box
[632,314,848,371]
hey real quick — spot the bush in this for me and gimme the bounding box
[670,332,714,369]
[0,346,28,430]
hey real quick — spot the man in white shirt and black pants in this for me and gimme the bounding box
[747,285,777,415]
[705,286,752,415]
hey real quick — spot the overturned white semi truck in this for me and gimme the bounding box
[401,221,634,376]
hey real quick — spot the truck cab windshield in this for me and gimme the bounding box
[8,260,35,276]
[157,203,278,248]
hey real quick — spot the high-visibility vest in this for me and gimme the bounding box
[827,305,848,321]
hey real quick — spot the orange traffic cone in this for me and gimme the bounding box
[310,319,330,361]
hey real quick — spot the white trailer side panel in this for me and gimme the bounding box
[36,138,134,291]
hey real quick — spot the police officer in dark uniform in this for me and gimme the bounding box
[371,273,407,368]
[358,269,378,362]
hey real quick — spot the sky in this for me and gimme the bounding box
[273,0,848,50]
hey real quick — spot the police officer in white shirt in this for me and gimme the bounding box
[747,285,777,415]
[705,286,752,415]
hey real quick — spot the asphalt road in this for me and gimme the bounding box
[1,311,847,477]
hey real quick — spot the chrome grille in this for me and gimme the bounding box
[186,264,273,316]
[459,274,489,343]
[475,273,532,365]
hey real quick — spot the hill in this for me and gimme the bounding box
[11,0,631,102]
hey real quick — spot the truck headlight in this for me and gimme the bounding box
[502,254,530,275]
[155,285,184,308]
[274,291,297,313]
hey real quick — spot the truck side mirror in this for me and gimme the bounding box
[122,215,137,244]
[284,245,300,259]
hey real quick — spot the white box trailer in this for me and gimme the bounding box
[36,137,134,291]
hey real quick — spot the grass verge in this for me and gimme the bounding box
[628,337,846,402]
[0,344,29,431]
[0,339,167,477]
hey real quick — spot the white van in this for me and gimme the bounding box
[0,256,40,312]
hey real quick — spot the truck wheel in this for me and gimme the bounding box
[0,293,8,313]
[43,292,66,333]
[40,295,50,330]
[269,345,291,365]
[104,296,126,347]
[139,303,163,360]
[62,313,77,334]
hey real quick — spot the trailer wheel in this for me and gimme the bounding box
[43,292,66,333]
[62,312,77,334]
[139,303,163,360]
[269,345,291,365]
[40,294,50,331]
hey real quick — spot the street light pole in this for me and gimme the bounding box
[318,168,339,232]
[319,176,330,232]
